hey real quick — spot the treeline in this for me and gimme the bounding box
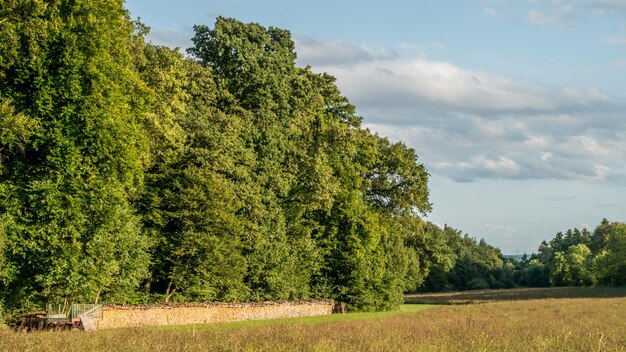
[420,224,512,292]
[508,219,626,288]
[419,219,626,293]
[0,1,452,313]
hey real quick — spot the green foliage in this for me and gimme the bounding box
[594,223,626,286]
[0,0,150,309]
[0,98,39,171]
[521,259,549,287]
[467,277,490,290]
[0,7,442,314]
[512,219,626,289]
[185,17,437,311]
[550,244,595,286]
[422,225,506,292]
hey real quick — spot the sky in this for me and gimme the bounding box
[124,0,626,254]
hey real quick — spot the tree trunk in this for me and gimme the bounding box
[164,281,176,303]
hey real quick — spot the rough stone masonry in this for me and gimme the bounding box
[98,300,334,329]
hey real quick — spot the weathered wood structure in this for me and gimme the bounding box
[10,304,103,332]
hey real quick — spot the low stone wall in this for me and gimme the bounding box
[98,300,334,329]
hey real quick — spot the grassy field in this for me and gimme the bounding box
[1,287,626,351]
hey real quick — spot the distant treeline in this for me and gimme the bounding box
[421,219,626,292]
[421,225,511,292]
[509,219,626,288]
[0,1,449,313]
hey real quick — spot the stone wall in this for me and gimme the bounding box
[98,300,334,329]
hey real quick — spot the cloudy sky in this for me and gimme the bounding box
[125,0,626,254]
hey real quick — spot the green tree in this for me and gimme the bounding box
[364,137,431,216]
[0,0,150,309]
[595,223,626,286]
[550,244,595,286]
[422,225,505,292]
[1,10,439,313]
[521,259,549,287]
[132,40,254,302]
[189,17,308,301]
[590,218,613,254]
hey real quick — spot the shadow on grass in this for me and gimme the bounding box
[405,287,626,305]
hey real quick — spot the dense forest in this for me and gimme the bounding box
[0,0,445,313]
[1,1,624,316]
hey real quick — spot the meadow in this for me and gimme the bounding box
[1,287,625,352]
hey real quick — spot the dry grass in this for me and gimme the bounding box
[1,288,626,351]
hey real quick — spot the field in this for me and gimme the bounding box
[1,287,626,351]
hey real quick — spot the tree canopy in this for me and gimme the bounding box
[0,5,443,313]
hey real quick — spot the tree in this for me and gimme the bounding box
[0,0,150,309]
[421,225,506,292]
[188,17,310,301]
[131,40,255,302]
[521,259,549,287]
[364,137,431,217]
[590,218,613,254]
[550,244,595,286]
[595,223,626,286]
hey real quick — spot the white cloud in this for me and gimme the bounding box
[435,156,521,177]
[592,0,626,12]
[294,38,384,67]
[605,36,626,47]
[526,2,577,27]
[302,41,613,119]
[484,0,626,26]
[527,10,562,26]
[561,87,608,105]
[146,27,194,49]
[298,38,626,184]
[484,7,499,17]
[319,58,557,114]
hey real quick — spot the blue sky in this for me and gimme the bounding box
[125,0,626,254]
